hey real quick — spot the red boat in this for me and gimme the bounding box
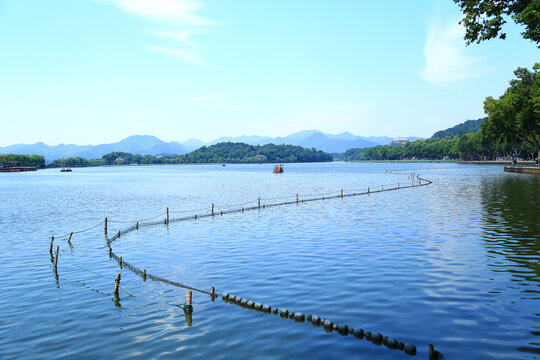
[273,164,284,173]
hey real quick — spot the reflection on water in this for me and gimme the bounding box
[0,163,539,359]
[481,174,540,356]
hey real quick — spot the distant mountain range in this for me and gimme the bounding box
[0,130,423,162]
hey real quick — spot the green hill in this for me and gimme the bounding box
[182,142,333,163]
[431,118,484,138]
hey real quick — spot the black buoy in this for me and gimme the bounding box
[294,312,305,322]
[337,324,348,335]
[240,298,248,306]
[386,338,398,349]
[254,302,263,310]
[348,327,354,335]
[279,309,289,318]
[307,315,312,322]
[323,320,333,329]
[429,344,444,360]
[246,300,254,308]
[372,332,383,344]
[365,331,372,340]
[262,305,271,313]
[404,344,417,356]
[311,316,320,325]
[273,308,278,315]
[353,328,364,339]
[222,293,229,300]
[288,312,295,319]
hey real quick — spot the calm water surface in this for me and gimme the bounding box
[0,163,538,359]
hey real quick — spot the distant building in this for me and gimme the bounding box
[390,137,409,147]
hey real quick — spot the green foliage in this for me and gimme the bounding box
[431,118,485,138]
[483,63,540,158]
[0,154,45,167]
[181,142,333,163]
[345,131,532,161]
[454,0,540,46]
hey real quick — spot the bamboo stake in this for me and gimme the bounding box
[114,273,121,295]
[142,269,147,282]
[166,207,169,225]
[67,232,73,244]
[211,203,214,216]
[341,189,343,198]
[104,218,108,234]
[50,236,54,255]
[296,194,299,203]
[258,197,261,209]
[136,221,139,230]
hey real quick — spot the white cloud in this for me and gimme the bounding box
[146,45,204,65]
[99,0,214,26]
[97,0,215,65]
[190,94,228,102]
[420,20,493,86]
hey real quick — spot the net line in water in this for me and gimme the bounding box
[50,176,434,356]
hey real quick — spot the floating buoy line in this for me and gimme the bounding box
[49,174,443,358]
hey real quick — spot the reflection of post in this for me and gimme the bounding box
[54,246,59,272]
[185,311,193,327]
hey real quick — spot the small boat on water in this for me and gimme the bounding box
[273,164,284,173]
[60,168,72,172]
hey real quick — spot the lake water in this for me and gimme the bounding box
[0,163,538,359]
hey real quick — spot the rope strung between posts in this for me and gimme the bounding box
[52,221,104,240]
[108,212,166,224]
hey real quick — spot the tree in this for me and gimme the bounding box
[483,63,540,160]
[453,0,540,46]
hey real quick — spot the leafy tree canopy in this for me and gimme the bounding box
[454,0,540,46]
[482,63,540,159]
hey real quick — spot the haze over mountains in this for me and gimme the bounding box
[0,130,422,161]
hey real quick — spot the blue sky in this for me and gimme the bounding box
[0,0,537,146]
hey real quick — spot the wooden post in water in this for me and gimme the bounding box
[382,185,384,191]
[119,256,123,267]
[211,203,214,216]
[185,290,193,312]
[50,236,54,255]
[142,269,147,282]
[114,273,121,296]
[117,230,120,239]
[67,232,73,244]
[398,182,400,189]
[210,287,215,301]
[54,245,59,271]
[104,218,108,235]
[166,207,169,225]
[108,247,112,258]
[296,194,299,203]
[258,197,261,209]
[136,221,139,230]
[341,189,343,198]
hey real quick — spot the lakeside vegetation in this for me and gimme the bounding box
[347,63,539,162]
[50,142,333,166]
[0,154,45,168]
